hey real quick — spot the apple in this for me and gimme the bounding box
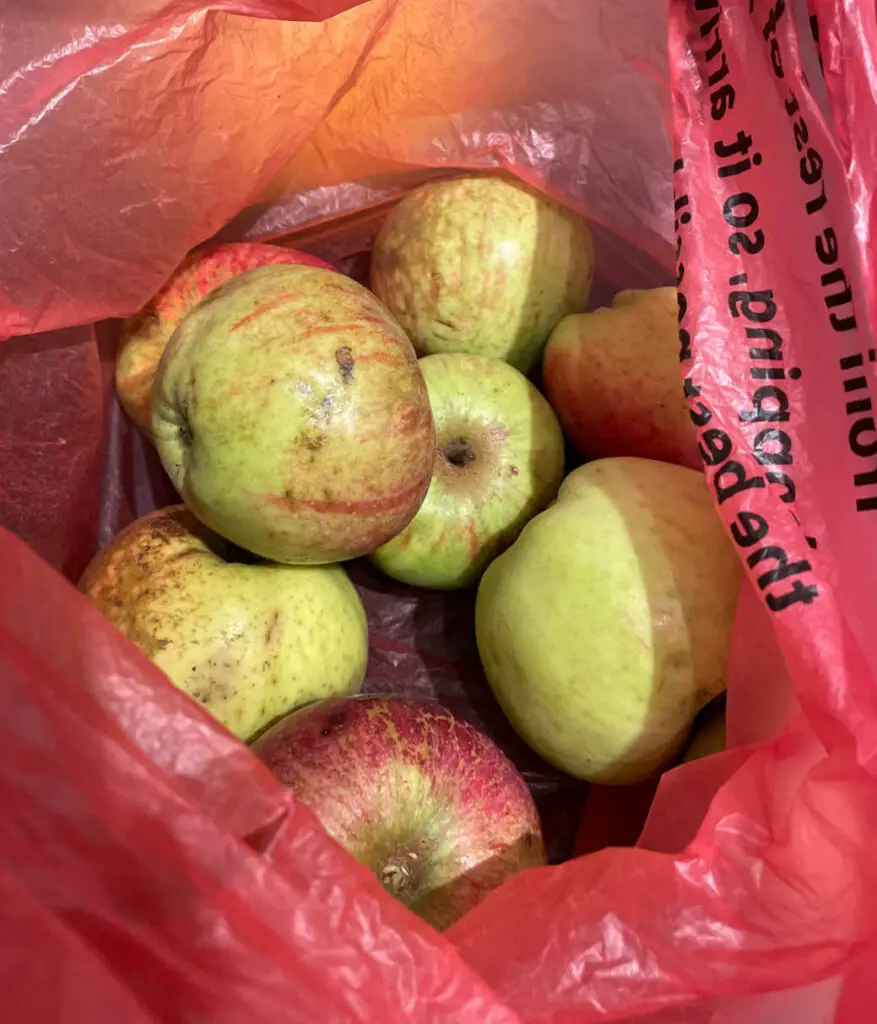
[542,287,699,467]
[475,457,742,784]
[370,175,594,373]
[369,353,565,589]
[116,242,332,436]
[680,697,727,763]
[79,504,368,740]
[151,263,435,565]
[252,694,547,930]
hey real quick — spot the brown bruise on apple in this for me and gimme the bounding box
[253,696,546,931]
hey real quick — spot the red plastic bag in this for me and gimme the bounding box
[3,0,877,1021]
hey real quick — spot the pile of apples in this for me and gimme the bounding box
[84,175,740,930]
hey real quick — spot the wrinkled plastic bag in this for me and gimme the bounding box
[2,0,877,1021]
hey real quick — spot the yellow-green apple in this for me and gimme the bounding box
[681,697,727,763]
[116,243,332,436]
[79,505,368,740]
[475,458,741,784]
[369,353,565,589]
[371,175,594,373]
[151,263,435,565]
[253,694,546,930]
[542,287,699,467]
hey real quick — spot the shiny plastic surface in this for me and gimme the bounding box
[0,0,671,338]
[1,1,876,1021]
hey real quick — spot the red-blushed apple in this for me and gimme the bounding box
[116,242,332,436]
[369,353,565,589]
[371,175,594,373]
[79,505,368,740]
[542,287,699,467]
[151,264,435,565]
[252,695,547,930]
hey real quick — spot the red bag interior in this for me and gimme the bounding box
[2,1,877,1021]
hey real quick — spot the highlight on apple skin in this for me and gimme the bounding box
[370,352,565,590]
[116,242,333,437]
[252,694,547,931]
[371,174,594,373]
[151,263,436,566]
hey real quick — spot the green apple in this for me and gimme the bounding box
[542,287,699,467]
[151,264,435,565]
[369,354,565,590]
[370,175,594,373]
[79,505,368,740]
[475,458,742,784]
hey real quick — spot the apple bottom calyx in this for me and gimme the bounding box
[252,695,547,931]
[441,437,478,469]
[360,825,435,907]
[378,847,427,901]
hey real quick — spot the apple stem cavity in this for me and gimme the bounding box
[177,385,195,448]
[441,438,477,469]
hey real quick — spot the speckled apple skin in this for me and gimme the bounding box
[79,505,368,740]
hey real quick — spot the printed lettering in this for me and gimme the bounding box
[713,461,766,504]
[731,511,770,547]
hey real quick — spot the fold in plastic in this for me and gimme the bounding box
[2,1,877,1022]
[0,0,672,337]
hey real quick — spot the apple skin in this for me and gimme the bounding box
[252,695,547,930]
[680,697,727,763]
[370,175,594,373]
[369,353,565,589]
[151,263,435,565]
[475,458,742,784]
[542,287,699,468]
[79,505,368,740]
[116,243,332,436]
